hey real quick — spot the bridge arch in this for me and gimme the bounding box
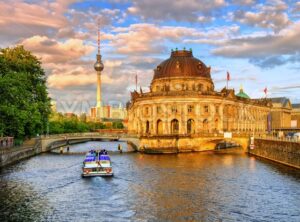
[199,137,249,151]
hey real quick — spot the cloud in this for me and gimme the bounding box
[249,56,288,68]
[47,72,121,89]
[232,1,291,31]
[272,84,300,91]
[0,0,76,45]
[232,0,256,5]
[212,21,300,67]
[128,0,225,22]
[292,1,300,14]
[213,75,257,83]
[183,25,240,45]
[108,23,241,56]
[20,35,94,63]
[108,23,195,55]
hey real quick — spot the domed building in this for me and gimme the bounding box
[127,49,272,152]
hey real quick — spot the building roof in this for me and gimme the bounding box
[236,88,250,99]
[153,49,211,80]
[270,97,291,107]
[292,103,300,108]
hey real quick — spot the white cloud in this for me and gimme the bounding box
[232,0,256,5]
[0,0,76,44]
[20,35,94,63]
[128,0,225,22]
[108,23,241,55]
[211,21,300,68]
[213,21,300,58]
[232,1,291,31]
[292,1,300,13]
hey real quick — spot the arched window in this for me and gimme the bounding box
[187,119,195,134]
[198,84,203,91]
[171,119,179,134]
[145,121,150,134]
[157,119,163,135]
[215,118,218,130]
[203,119,208,131]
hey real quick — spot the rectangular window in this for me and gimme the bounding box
[215,106,219,114]
[188,105,194,113]
[157,106,162,114]
[171,106,177,114]
[145,107,149,115]
[204,105,209,113]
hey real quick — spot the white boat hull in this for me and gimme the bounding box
[82,172,113,177]
[82,167,113,177]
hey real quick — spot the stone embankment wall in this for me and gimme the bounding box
[139,136,249,153]
[249,138,300,169]
[0,139,42,167]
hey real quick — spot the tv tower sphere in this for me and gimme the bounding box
[94,54,104,72]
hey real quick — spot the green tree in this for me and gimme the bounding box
[0,46,51,139]
[112,121,124,129]
[79,113,87,122]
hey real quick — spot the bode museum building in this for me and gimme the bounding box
[127,49,277,152]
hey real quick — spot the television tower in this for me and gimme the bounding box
[94,24,104,119]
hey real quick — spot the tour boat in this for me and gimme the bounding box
[82,150,113,177]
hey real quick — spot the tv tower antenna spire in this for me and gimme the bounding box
[97,20,100,55]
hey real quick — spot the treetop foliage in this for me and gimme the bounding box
[0,46,51,139]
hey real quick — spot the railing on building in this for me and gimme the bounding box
[255,134,300,143]
[131,90,271,107]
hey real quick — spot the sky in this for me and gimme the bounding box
[1,0,300,113]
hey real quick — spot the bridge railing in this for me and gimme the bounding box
[255,134,300,143]
[41,131,138,139]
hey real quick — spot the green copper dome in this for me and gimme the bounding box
[236,88,250,99]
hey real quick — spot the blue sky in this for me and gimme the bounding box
[1,0,300,113]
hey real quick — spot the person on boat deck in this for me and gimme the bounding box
[99,149,107,155]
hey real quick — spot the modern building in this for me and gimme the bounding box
[127,49,272,151]
[90,103,127,121]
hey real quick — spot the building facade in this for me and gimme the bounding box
[269,97,292,129]
[291,104,300,128]
[127,49,272,151]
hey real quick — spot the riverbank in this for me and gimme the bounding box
[248,138,300,169]
[0,139,41,168]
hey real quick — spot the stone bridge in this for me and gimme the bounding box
[41,132,140,152]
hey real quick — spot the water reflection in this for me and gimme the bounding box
[0,179,49,221]
[0,141,300,221]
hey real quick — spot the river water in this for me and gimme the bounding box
[0,141,299,222]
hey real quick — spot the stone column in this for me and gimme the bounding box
[181,104,187,134]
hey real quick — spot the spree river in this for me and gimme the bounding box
[0,141,300,222]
